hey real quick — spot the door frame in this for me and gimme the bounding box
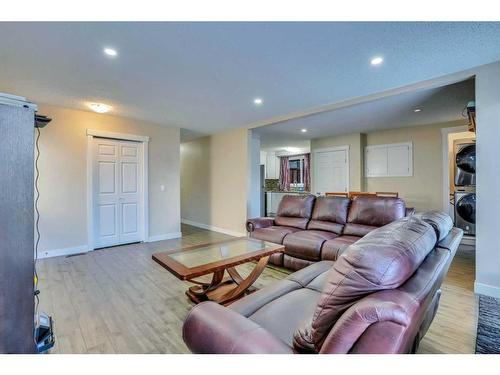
[86,129,150,251]
[313,145,350,194]
[440,125,469,216]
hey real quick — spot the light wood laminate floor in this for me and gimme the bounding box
[37,225,477,354]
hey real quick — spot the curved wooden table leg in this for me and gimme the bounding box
[186,269,225,302]
[226,266,244,285]
[216,255,270,305]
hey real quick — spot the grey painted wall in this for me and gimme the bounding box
[475,62,500,298]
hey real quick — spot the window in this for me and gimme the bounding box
[289,157,305,189]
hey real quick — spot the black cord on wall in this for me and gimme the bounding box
[34,126,41,345]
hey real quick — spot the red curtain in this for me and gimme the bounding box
[279,156,290,191]
[304,153,311,191]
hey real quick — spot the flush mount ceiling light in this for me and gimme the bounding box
[413,108,422,113]
[103,47,118,57]
[253,98,263,105]
[301,129,307,133]
[370,56,384,66]
[88,103,112,114]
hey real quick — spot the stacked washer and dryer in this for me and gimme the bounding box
[454,141,476,236]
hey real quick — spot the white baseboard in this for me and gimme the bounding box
[181,219,246,237]
[37,245,90,259]
[148,232,182,242]
[474,282,500,298]
[37,232,183,258]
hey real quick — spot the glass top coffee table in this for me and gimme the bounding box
[152,237,284,305]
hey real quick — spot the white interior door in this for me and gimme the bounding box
[314,149,348,194]
[92,138,143,248]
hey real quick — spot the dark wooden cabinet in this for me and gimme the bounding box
[0,101,36,353]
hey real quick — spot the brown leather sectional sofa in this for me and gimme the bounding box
[246,194,413,271]
[183,211,463,353]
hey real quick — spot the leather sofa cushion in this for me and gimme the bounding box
[415,211,453,241]
[268,252,284,266]
[347,196,406,227]
[238,262,333,346]
[293,216,437,352]
[251,226,299,244]
[342,223,377,237]
[286,260,334,286]
[284,230,338,261]
[250,288,321,346]
[321,235,361,261]
[307,196,350,234]
[231,261,332,346]
[231,261,333,317]
[274,195,316,229]
[343,196,406,236]
[283,255,315,271]
[274,216,310,230]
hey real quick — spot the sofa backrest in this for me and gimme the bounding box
[274,195,316,230]
[307,196,350,234]
[293,215,439,352]
[343,196,406,236]
[319,211,459,354]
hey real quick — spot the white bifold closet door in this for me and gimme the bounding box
[92,137,144,249]
[314,149,348,194]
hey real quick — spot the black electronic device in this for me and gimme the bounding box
[35,312,55,353]
[35,114,52,128]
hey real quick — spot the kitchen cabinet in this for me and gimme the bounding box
[265,151,280,179]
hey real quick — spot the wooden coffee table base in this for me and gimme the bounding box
[185,255,270,305]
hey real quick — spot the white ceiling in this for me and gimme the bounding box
[255,79,475,148]
[0,22,498,141]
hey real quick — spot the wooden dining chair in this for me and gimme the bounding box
[325,192,349,197]
[376,191,399,198]
[348,191,377,199]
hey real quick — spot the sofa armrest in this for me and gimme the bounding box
[319,290,416,354]
[405,207,416,216]
[246,217,275,232]
[182,301,293,354]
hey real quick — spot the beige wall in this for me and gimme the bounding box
[310,132,364,192]
[310,120,468,212]
[364,121,466,211]
[37,105,180,254]
[181,128,249,235]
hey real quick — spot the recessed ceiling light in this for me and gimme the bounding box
[301,129,307,133]
[88,103,112,113]
[370,56,383,66]
[413,108,422,113]
[103,48,118,57]
[253,98,263,105]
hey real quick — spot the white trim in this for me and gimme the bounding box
[313,145,350,194]
[86,135,93,251]
[441,125,470,216]
[181,219,246,237]
[148,232,182,242]
[86,130,150,251]
[364,142,413,178]
[38,245,90,259]
[474,282,500,298]
[86,129,150,143]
